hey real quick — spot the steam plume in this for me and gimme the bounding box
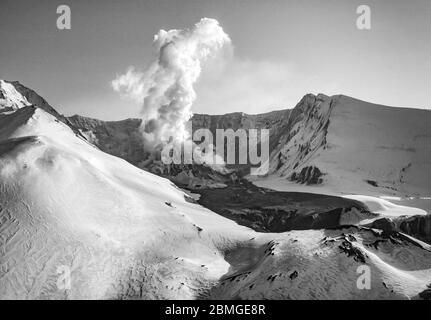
[112,18,230,148]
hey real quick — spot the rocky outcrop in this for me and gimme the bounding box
[369,218,397,237]
[268,94,334,177]
[398,215,431,244]
[290,166,324,185]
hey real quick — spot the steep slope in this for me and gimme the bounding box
[0,104,253,299]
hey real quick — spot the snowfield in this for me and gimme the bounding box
[1,81,431,300]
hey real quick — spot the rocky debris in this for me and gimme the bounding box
[263,240,279,257]
[193,224,203,232]
[222,271,252,284]
[323,233,368,263]
[338,240,367,263]
[290,166,323,185]
[267,274,278,282]
[365,239,388,250]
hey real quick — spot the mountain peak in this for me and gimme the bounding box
[0,80,32,111]
[0,80,92,142]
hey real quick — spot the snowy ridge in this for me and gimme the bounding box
[0,80,31,111]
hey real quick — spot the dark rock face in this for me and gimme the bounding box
[268,94,335,178]
[66,93,333,180]
[366,180,378,187]
[370,218,397,237]
[67,115,147,166]
[192,110,291,175]
[338,240,367,263]
[290,166,323,185]
[68,109,292,177]
[398,215,431,244]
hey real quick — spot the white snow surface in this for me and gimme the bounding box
[342,195,427,217]
[1,83,431,299]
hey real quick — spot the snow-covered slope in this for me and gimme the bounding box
[0,102,252,299]
[1,80,431,300]
[261,94,431,197]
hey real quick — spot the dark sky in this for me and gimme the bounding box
[1,0,430,120]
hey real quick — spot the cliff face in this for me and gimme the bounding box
[267,93,334,179]
[68,115,147,166]
[192,109,291,151]
[398,215,431,244]
[65,93,335,181]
